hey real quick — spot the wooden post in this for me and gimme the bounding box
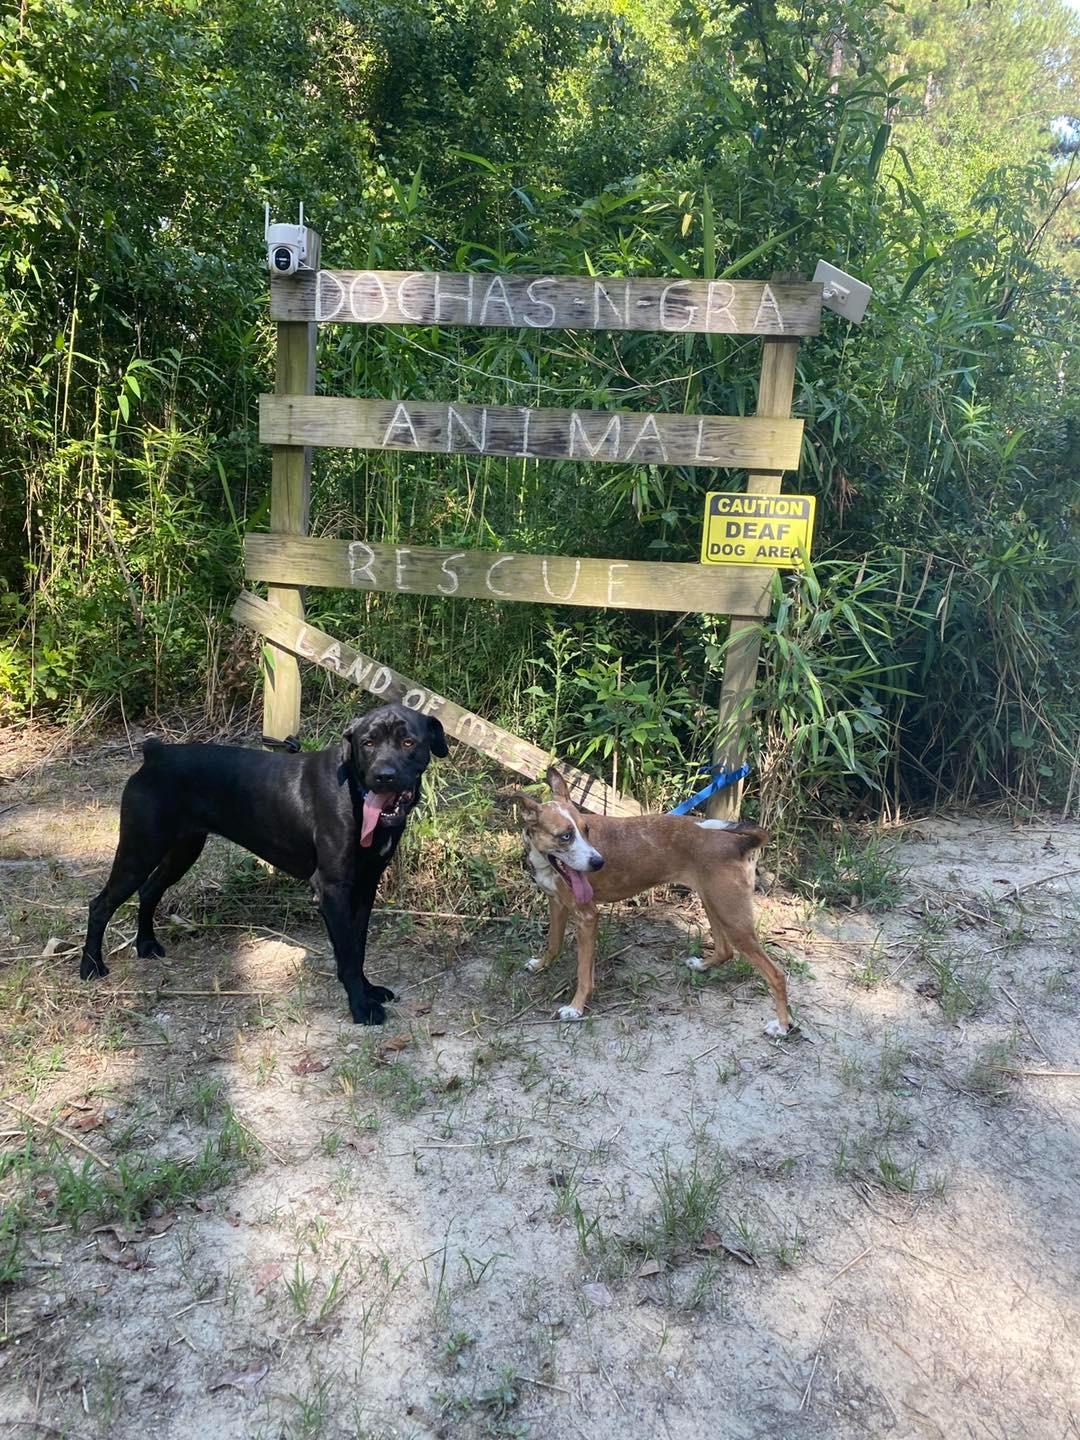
[262,233,320,744]
[707,309,801,821]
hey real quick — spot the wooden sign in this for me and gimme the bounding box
[232,592,642,817]
[260,396,803,471]
[245,536,774,617]
[271,270,823,336]
[700,491,816,568]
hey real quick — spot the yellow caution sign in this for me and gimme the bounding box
[700,491,816,568]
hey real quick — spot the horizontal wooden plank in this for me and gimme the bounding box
[244,536,774,618]
[232,593,642,817]
[260,396,803,471]
[271,271,822,336]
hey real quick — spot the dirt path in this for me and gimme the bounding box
[1,732,1078,1439]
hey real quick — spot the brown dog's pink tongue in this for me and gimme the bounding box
[360,792,393,848]
[567,867,594,905]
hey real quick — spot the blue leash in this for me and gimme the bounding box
[667,762,750,816]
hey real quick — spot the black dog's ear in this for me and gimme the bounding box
[426,715,449,758]
[341,717,363,767]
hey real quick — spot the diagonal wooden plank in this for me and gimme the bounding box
[232,592,642,817]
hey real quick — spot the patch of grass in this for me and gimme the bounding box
[190,1078,224,1124]
[875,1153,919,1193]
[1043,967,1070,997]
[921,946,993,1021]
[852,940,890,988]
[792,830,904,912]
[284,1371,335,1440]
[965,1031,1022,1102]
[644,1145,731,1264]
[0,1103,260,1283]
[776,1221,806,1268]
[876,1033,907,1090]
[334,1034,426,1116]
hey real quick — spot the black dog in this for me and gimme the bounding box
[80,705,448,1024]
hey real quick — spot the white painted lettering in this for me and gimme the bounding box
[626,414,669,463]
[569,411,621,459]
[315,271,346,322]
[396,273,427,322]
[434,273,475,323]
[523,278,556,328]
[694,418,723,463]
[402,686,428,710]
[347,541,376,585]
[446,405,487,453]
[382,403,419,448]
[485,555,517,598]
[295,625,316,657]
[394,548,412,589]
[541,558,582,603]
[659,282,696,331]
[348,271,389,322]
[437,552,466,595]
[515,407,533,457]
[321,642,343,673]
[346,655,375,685]
[606,563,629,605]
[479,275,514,325]
[593,280,629,328]
[369,666,394,695]
[705,281,736,329]
[754,283,785,331]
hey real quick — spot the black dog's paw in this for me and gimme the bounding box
[80,955,109,980]
[367,985,396,1004]
[351,1001,387,1026]
[135,938,166,959]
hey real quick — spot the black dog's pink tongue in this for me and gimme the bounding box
[360,792,394,848]
[567,867,594,906]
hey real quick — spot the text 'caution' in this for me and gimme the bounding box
[700,492,816,568]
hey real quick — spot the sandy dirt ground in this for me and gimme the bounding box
[0,726,1078,1440]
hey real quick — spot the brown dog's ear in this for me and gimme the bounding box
[546,765,570,800]
[496,786,541,816]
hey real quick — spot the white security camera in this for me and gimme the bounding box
[264,202,314,276]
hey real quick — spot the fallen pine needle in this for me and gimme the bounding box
[390,1135,532,1156]
[827,1246,872,1285]
[995,1067,1080,1078]
[234,1117,287,1165]
[1,1098,110,1170]
[171,1296,217,1320]
[799,1297,836,1412]
[517,1375,572,1396]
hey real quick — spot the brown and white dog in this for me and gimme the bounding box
[509,767,791,1037]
